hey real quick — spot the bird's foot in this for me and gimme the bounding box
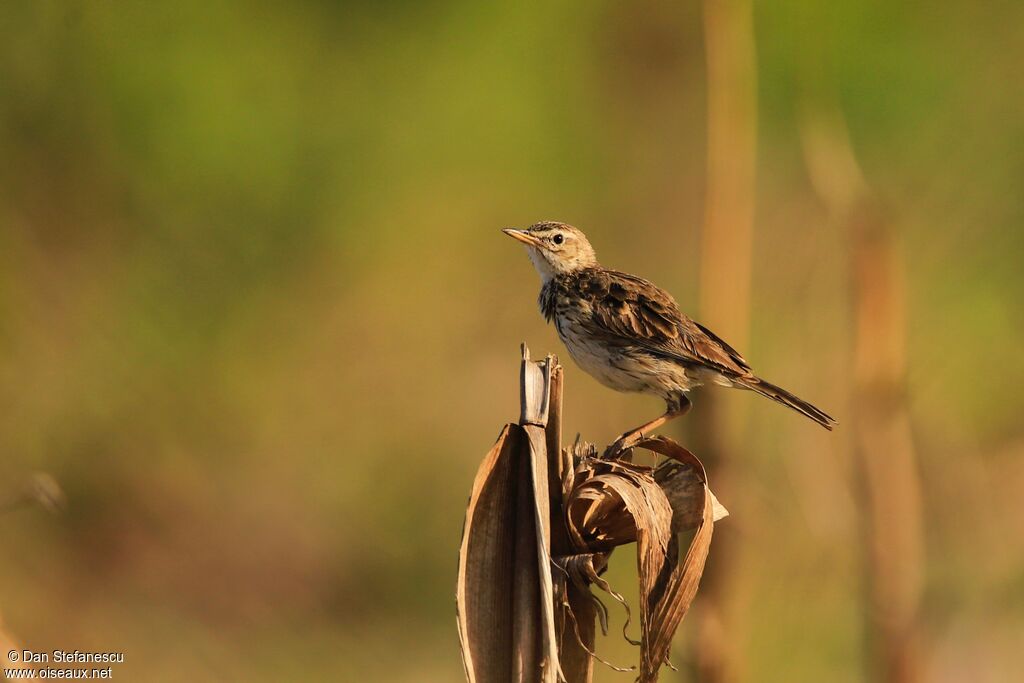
[603,430,642,459]
[603,398,691,459]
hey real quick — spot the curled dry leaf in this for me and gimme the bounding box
[626,437,719,681]
[655,457,729,532]
[563,436,723,682]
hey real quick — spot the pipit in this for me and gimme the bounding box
[504,221,835,452]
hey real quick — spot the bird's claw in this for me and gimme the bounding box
[603,431,641,459]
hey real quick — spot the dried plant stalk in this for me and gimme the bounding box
[519,350,561,683]
[457,346,726,683]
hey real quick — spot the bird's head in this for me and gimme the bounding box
[502,221,597,281]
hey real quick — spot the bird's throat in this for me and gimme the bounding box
[527,247,558,283]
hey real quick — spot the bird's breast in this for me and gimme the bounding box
[553,309,653,393]
[551,303,701,397]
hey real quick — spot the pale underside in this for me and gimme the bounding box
[553,307,734,402]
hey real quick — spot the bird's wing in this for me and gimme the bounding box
[576,269,752,376]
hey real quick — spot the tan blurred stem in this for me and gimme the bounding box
[0,473,65,515]
[799,101,925,683]
[692,1,758,682]
[0,475,62,680]
[0,614,33,674]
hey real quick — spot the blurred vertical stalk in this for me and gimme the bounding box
[692,1,758,681]
[800,102,925,683]
[1,614,34,676]
[700,0,758,332]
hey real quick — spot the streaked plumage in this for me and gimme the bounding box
[504,221,836,432]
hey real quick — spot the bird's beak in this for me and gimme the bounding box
[502,228,543,247]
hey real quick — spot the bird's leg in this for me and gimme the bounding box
[604,394,692,458]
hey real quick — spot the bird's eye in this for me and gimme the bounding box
[552,234,564,245]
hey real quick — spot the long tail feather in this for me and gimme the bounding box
[738,377,837,430]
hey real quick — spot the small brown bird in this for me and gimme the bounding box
[504,221,835,449]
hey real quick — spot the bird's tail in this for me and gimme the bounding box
[737,376,837,430]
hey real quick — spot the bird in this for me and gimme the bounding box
[503,221,835,451]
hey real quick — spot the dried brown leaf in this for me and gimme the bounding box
[457,424,523,683]
[457,346,564,683]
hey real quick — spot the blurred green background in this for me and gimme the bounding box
[1,1,1021,681]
